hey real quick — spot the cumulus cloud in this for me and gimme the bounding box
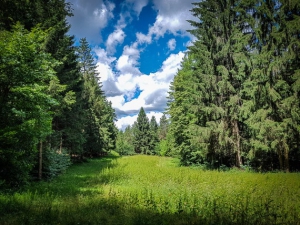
[108,51,185,129]
[106,28,126,54]
[116,43,141,75]
[67,0,115,43]
[136,32,152,44]
[134,0,195,45]
[167,38,176,51]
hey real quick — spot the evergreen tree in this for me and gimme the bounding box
[168,0,300,171]
[169,0,252,167]
[158,114,169,141]
[76,38,103,156]
[134,107,150,154]
[76,38,118,156]
[241,0,300,171]
[149,116,159,154]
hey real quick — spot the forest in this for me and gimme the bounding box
[0,0,118,188]
[0,0,300,224]
[1,0,300,183]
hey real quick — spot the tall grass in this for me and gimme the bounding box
[0,152,299,225]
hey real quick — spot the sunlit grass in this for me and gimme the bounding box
[0,152,299,225]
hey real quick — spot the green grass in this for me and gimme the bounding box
[1,152,299,225]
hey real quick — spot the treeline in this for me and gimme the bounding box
[0,0,117,188]
[167,0,300,171]
[116,107,170,156]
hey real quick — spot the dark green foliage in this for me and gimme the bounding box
[168,0,300,171]
[134,108,151,154]
[36,148,71,179]
[158,114,169,141]
[241,0,300,171]
[77,38,104,156]
[149,116,159,154]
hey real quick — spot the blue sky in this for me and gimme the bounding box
[67,0,195,130]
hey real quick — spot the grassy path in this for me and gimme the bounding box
[0,152,300,225]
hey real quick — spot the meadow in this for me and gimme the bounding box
[0,152,299,225]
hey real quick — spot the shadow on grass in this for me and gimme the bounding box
[1,193,294,225]
[0,193,238,225]
[6,152,122,198]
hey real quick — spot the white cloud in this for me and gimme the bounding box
[106,28,126,54]
[116,43,141,75]
[135,0,195,45]
[167,38,176,51]
[115,115,138,130]
[136,32,152,44]
[110,51,185,127]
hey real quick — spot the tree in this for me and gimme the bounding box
[77,37,103,156]
[134,107,150,154]
[169,0,252,167]
[0,24,59,186]
[158,114,169,141]
[149,116,159,154]
[241,0,300,171]
[168,0,300,171]
[76,38,118,157]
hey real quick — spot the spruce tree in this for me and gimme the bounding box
[134,107,150,154]
[77,38,103,156]
[241,0,300,171]
[149,116,159,154]
[158,114,169,140]
[169,0,252,167]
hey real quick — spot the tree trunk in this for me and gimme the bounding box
[234,120,242,167]
[38,141,43,180]
[283,141,289,173]
[278,149,283,171]
[59,134,63,154]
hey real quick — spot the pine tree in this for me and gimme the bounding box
[76,38,118,156]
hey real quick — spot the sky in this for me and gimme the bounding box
[66,0,196,130]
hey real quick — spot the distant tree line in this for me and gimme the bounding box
[0,0,117,188]
[167,0,300,171]
[116,107,171,156]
